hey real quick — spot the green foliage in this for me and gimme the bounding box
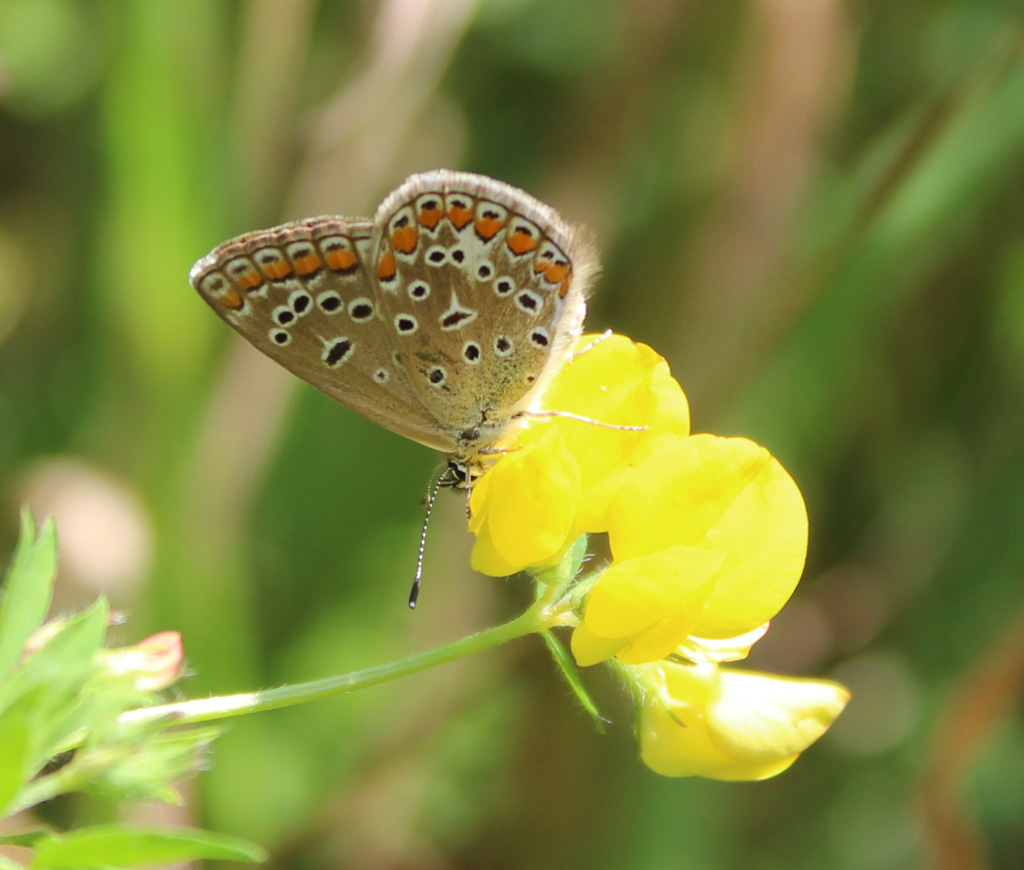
[0,512,57,683]
[0,516,263,867]
[2,0,1024,867]
[21,827,265,869]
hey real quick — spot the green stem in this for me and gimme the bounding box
[122,595,562,727]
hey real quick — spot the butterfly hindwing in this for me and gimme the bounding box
[369,170,598,448]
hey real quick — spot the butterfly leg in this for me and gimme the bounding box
[520,409,647,432]
[568,329,613,362]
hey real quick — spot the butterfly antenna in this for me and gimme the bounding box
[409,463,448,609]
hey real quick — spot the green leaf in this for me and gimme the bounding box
[83,724,221,803]
[0,512,58,682]
[0,830,51,848]
[0,600,109,776]
[30,825,267,868]
[0,723,30,815]
[542,631,606,733]
[0,599,108,707]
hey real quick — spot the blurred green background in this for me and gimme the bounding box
[2,1,1024,867]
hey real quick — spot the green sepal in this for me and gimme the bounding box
[532,534,589,593]
[542,630,606,733]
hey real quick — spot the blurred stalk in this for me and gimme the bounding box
[230,0,320,227]
[169,0,480,690]
[163,0,318,693]
[97,0,224,441]
[288,0,480,214]
[729,45,1024,463]
[673,0,853,409]
[167,2,492,860]
[919,602,1024,870]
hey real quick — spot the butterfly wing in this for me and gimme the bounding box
[369,170,599,453]
[189,216,458,452]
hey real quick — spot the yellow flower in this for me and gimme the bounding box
[469,334,690,576]
[469,426,580,577]
[463,330,848,781]
[571,434,807,665]
[531,334,691,532]
[638,661,849,780]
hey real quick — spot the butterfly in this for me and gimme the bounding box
[189,170,599,485]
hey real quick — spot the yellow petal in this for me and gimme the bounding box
[705,670,850,763]
[640,704,798,780]
[677,623,770,664]
[570,622,629,667]
[576,546,725,664]
[469,515,527,577]
[639,665,799,781]
[609,435,808,638]
[528,335,691,532]
[468,427,580,576]
[584,547,724,636]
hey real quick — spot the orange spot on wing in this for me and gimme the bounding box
[325,247,358,272]
[378,250,397,280]
[544,263,569,285]
[219,286,244,309]
[236,270,263,291]
[293,252,323,276]
[260,259,294,281]
[475,216,503,240]
[391,225,418,254]
[559,277,571,299]
[508,230,538,255]
[448,204,473,230]
[418,207,442,229]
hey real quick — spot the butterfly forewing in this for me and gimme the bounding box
[189,216,455,452]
